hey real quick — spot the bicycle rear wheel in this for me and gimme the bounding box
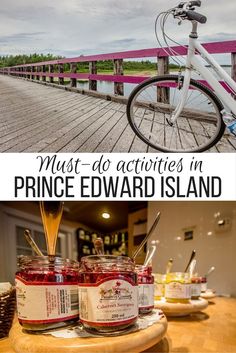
[127,75,225,153]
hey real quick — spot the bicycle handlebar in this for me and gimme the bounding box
[178,1,201,8]
[189,1,201,7]
[186,10,207,23]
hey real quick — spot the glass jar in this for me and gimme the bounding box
[201,277,207,292]
[154,274,166,300]
[165,272,191,303]
[79,255,138,333]
[191,277,202,299]
[15,256,79,332]
[136,265,154,314]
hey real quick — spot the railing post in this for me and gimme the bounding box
[27,67,31,79]
[31,66,35,80]
[157,56,169,102]
[58,64,64,85]
[36,66,40,81]
[49,64,54,83]
[70,63,77,87]
[89,61,97,91]
[231,52,236,82]
[114,59,124,96]
[42,65,46,82]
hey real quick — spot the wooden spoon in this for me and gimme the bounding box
[24,229,43,256]
[166,258,173,274]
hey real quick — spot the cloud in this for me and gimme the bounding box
[0,0,235,63]
[0,32,46,44]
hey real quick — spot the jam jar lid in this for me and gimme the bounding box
[80,255,135,273]
[191,277,202,283]
[17,255,79,271]
[135,264,152,276]
[166,272,191,283]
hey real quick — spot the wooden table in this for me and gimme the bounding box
[1,298,236,353]
[166,297,236,353]
[0,338,15,353]
[9,316,168,353]
[155,298,208,317]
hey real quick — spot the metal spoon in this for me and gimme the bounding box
[184,250,196,272]
[143,240,156,266]
[143,244,157,267]
[205,266,215,278]
[166,258,173,274]
[93,237,104,255]
[132,212,161,261]
[40,201,64,257]
[24,229,43,256]
[189,259,197,278]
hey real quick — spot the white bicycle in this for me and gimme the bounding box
[127,0,236,152]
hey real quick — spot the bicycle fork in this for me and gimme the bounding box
[168,22,197,126]
[168,68,192,125]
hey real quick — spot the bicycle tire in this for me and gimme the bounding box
[127,75,225,153]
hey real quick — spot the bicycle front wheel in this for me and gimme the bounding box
[127,75,225,153]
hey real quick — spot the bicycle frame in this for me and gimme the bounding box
[171,21,236,123]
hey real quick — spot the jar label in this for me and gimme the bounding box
[138,283,154,309]
[201,283,207,292]
[165,282,191,299]
[191,283,201,297]
[79,277,138,326]
[154,283,164,298]
[15,277,79,323]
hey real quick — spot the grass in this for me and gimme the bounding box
[46,68,179,84]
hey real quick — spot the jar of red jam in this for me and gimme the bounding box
[191,277,202,299]
[136,265,154,315]
[201,277,207,292]
[15,256,79,332]
[79,255,138,333]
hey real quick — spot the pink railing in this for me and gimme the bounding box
[0,40,236,96]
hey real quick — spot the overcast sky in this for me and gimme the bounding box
[0,0,235,62]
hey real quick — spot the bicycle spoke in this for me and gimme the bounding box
[128,77,223,152]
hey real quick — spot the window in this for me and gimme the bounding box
[16,226,62,257]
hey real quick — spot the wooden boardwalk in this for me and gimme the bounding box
[0,75,235,153]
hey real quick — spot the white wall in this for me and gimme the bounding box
[148,202,236,297]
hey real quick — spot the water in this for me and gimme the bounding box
[76,80,134,97]
[75,66,232,97]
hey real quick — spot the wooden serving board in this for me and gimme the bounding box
[9,317,168,353]
[201,291,216,300]
[154,298,208,317]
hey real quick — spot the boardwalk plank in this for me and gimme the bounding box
[0,75,235,153]
[29,101,113,152]
[60,109,117,152]
[95,114,128,152]
[6,99,110,152]
[79,111,124,152]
